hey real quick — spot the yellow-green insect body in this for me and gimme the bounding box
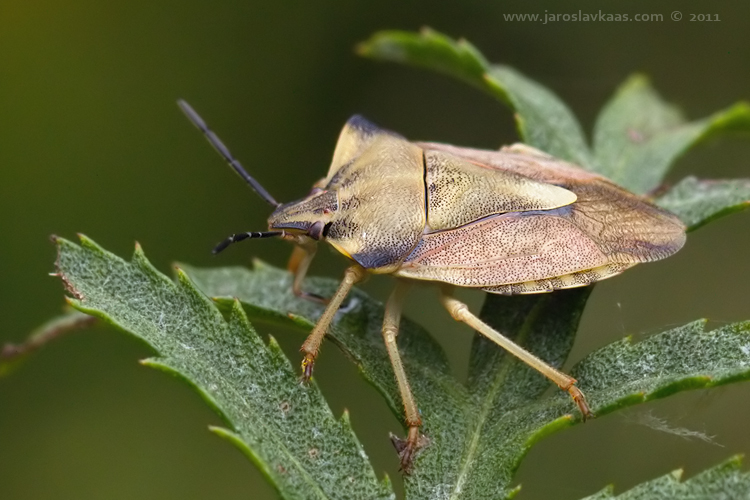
[269,115,686,287]
[180,102,686,472]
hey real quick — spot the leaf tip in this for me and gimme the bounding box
[228,297,251,321]
[353,41,369,57]
[418,25,432,35]
[174,266,186,278]
[76,233,101,251]
[623,73,651,90]
[727,454,745,468]
[133,241,148,261]
[670,467,685,481]
[287,312,314,329]
[174,267,197,288]
[340,408,351,424]
[251,257,270,270]
[506,484,522,499]
[139,357,160,368]
[208,425,237,439]
[267,334,281,351]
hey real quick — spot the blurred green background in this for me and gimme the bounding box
[1,0,749,498]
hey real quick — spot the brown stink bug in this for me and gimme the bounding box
[178,101,686,472]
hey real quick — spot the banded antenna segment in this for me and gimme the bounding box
[178,99,280,207]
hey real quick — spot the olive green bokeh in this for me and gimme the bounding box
[1,1,749,499]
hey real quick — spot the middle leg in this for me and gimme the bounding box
[380,281,424,472]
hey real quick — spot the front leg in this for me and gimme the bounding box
[299,265,367,380]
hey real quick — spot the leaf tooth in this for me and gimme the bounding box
[76,233,105,253]
[139,356,162,368]
[482,73,512,105]
[724,454,744,469]
[340,408,351,424]
[505,485,522,499]
[419,25,435,37]
[174,266,190,283]
[267,334,281,351]
[63,296,82,307]
[264,335,298,373]
[670,468,684,481]
[456,37,489,67]
[379,474,394,495]
[251,257,271,270]
[131,241,161,274]
[287,312,315,329]
[229,298,249,319]
[619,73,652,93]
[599,484,615,497]
[172,269,233,326]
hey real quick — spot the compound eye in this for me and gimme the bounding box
[308,220,325,240]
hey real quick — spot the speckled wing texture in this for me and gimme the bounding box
[396,142,686,294]
[425,150,577,231]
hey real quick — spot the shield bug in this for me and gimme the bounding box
[178,101,686,472]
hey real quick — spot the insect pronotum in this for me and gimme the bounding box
[178,101,686,472]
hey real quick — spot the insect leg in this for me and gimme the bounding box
[300,265,367,380]
[287,244,327,304]
[381,281,424,473]
[439,289,593,420]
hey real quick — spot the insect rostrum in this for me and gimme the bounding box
[179,101,686,472]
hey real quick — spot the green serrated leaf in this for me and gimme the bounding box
[53,236,393,500]
[357,28,489,88]
[592,74,750,194]
[181,262,470,498]
[656,176,750,231]
[579,456,750,499]
[571,320,750,415]
[358,28,593,167]
[185,263,750,499]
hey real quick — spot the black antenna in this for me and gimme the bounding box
[178,99,280,208]
[213,231,283,254]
